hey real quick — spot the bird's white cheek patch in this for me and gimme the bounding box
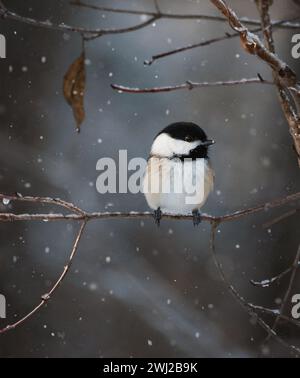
[150,133,199,157]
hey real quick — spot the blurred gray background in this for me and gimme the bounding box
[0,0,299,358]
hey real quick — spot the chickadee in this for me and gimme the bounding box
[143,122,215,226]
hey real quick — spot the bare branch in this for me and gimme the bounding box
[210,0,300,167]
[0,190,299,349]
[144,16,296,65]
[249,303,300,328]
[83,16,160,41]
[263,209,299,229]
[256,0,300,167]
[0,192,299,223]
[256,0,300,325]
[265,244,300,343]
[0,220,87,335]
[0,193,85,215]
[1,0,300,353]
[210,222,300,355]
[210,0,296,85]
[153,0,161,14]
[255,0,275,52]
[70,1,300,29]
[111,77,273,94]
[144,29,247,65]
[1,1,297,43]
[251,267,294,288]
[0,2,159,38]
[252,1,300,342]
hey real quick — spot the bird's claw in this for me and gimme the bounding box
[192,209,202,227]
[154,207,162,227]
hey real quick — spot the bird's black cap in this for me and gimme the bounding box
[156,122,214,160]
[157,122,209,142]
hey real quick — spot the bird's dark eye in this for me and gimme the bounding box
[185,135,193,142]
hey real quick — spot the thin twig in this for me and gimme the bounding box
[210,222,300,355]
[256,0,300,167]
[263,209,299,229]
[0,193,85,215]
[251,267,294,288]
[0,191,299,346]
[249,303,300,328]
[209,0,297,86]
[83,16,160,41]
[144,17,298,65]
[253,0,300,345]
[153,0,161,14]
[265,244,300,344]
[210,0,300,167]
[144,29,244,65]
[0,192,299,223]
[70,1,300,29]
[0,220,87,335]
[111,77,273,94]
[0,2,159,38]
[1,1,298,46]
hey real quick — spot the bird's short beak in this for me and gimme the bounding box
[202,139,215,147]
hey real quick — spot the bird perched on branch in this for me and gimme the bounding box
[143,122,215,226]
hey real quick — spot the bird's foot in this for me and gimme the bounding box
[154,207,162,227]
[192,209,202,227]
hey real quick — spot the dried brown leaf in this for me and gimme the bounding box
[63,53,86,133]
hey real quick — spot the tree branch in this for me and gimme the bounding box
[0,220,87,335]
[256,0,300,169]
[0,190,299,352]
[1,0,298,43]
[210,0,300,167]
[263,209,300,229]
[210,223,300,355]
[0,193,85,215]
[1,0,300,354]
[0,192,299,223]
[153,0,161,14]
[209,0,296,86]
[0,2,160,38]
[265,244,300,344]
[70,1,300,29]
[111,77,273,94]
[254,1,300,342]
[144,16,296,65]
[251,266,295,288]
